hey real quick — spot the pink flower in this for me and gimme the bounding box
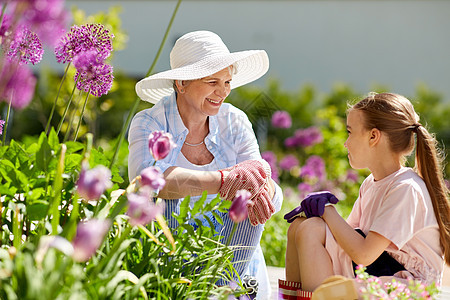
[148,131,176,161]
[300,155,326,181]
[229,189,251,223]
[76,163,113,201]
[279,155,299,170]
[140,166,165,191]
[127,193,164,226]
[284,126,323,148]
[297,182,313,199]
[271,110,292,129]
[0,59,37,109]
[72,219,111,262]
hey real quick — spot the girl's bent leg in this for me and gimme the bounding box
[295,217,333,292]
[285,217,306,283]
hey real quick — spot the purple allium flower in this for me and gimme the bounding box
[72,218,111,262]
[54,23,114,64]
[140,166,165,191]
[271,110,292,129]
[0,120,5,135]
[0,59,37,109]
[279,154,299,171]
[300,155,326,181]
[261,151,277,168]
[127,193,164,227]
[284,126,323,148]
[7,0,69,46]
[445,179,450,190]
[229,189,251,223]
[346,170,359,183]
[72,50,114,97]
[297,182,313,199]
[7,26,43,65]
[148,131,176,161]
[76,162,113,201]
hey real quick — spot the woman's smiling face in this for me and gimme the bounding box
[179,67,232,117]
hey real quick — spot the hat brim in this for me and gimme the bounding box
[135,50,269,104]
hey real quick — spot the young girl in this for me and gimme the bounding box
[279,92,450,298]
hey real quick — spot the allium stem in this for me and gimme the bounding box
[73,89,90,142]
[2,98,12,145]
[45,62,71,136]
[49,144,66,235]
[0,3,7,27]
[63,93,82,142]
[109,0,182,169]
[56,78,78,136]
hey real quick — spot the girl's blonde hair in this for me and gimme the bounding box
[351,92,450,265]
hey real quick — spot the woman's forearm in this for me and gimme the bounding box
[158,166,222,199]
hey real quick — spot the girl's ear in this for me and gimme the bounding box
[369,128,381,147]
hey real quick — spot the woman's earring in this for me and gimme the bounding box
[180,89,184,93]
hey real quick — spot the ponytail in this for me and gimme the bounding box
[414,126,450,265]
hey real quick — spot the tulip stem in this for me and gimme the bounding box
[108,0,182,170]
[225,222,238,246]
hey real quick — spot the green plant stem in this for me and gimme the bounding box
[109,0,182,169]
[56,78,78,136]
[2,99,11,145]
[45,63,71,136]
[50,144,67,235]
[225,222,237,246]
[13,207,21,249]
[63,93,82,142]
[0,3,7,26]
[74,90,90,142]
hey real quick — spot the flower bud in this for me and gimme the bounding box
[127,193,164,227]
[140,166,165,191]
[76,163,112,201]
[72,219,111,262]
[229,189,251,223]
[148,131,176,161]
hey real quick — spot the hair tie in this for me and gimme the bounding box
[410,123,422,132]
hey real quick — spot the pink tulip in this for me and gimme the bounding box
[76,162,112,201]
[148,131,176,161]
[140,166,166,191]
[72,219,111,262]
[127,193,164,226]
[229,189,251,223]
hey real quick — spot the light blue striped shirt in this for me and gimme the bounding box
[127,92,282,287]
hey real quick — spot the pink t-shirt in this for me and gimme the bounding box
[325,167,443,285]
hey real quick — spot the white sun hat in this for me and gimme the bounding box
[135,30,269,104]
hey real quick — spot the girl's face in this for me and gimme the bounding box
[344,109,372,169]
[178,67,232,118]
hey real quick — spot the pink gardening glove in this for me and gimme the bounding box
[247,182,276,226]
[218,159,269,201]
[219,159,275,226]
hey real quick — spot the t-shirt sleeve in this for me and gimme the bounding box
[370,183,423,249]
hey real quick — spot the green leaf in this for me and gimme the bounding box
[48,128,60,151]
[192,190,208,216]
[35,132,52,173]
[27,202,49,221]
[177,195,191,222]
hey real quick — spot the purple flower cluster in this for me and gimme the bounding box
[73,50,114,97]
[285,126,323,148]
[300,155,326,181]
[55,24,114,64]
[126,193,164,227]
[7,26,43,65]
[297,182,314,199]
[271,110,292,129]
[4,0,68,46]
[72,218,111,262]
[261,151,279,182]
[148,131,176,161]
[0,59,37,109]
[279,154,299,171]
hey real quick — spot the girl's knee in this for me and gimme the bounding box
[294,217,326,244]
[287,217,305,242]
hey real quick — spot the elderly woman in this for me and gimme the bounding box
[128,31,282,297]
